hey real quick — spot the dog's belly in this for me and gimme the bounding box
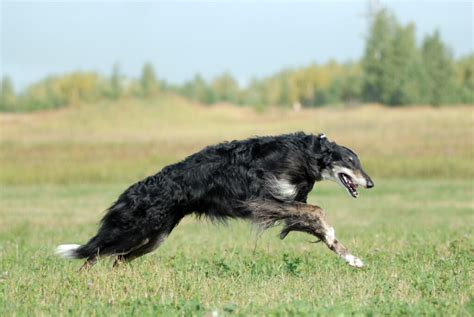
[192,200,252,220]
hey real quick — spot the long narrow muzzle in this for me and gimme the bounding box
[362,171,374,188]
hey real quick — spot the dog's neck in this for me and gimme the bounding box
[299,133,333,181]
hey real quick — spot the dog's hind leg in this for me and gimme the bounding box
[112,232,170,268]
[79,256,98,272]
[247,200,364,268]
[111,237,152,268]
[112,212,182,268]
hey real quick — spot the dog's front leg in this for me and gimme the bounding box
[248,200,364,268]
[319,226,364,268]
[283,203,365,268]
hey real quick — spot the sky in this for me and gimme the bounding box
[1,1,473,90]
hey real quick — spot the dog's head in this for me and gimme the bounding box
[313,133,374,198]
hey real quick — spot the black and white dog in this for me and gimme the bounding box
[56,132,374,269]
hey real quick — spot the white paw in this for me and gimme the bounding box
[344,254,364,268]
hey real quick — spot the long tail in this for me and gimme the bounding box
[55,233,106,260]
[55,244,82,259]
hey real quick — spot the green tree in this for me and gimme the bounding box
[388,23,424,105]
[182,74,216,104]
[362,7,396,103]
[455,54,474,103]
[0,75,17,111]
[109,63,122,100]
[276,71,292,106]
[211,72,239,104]
[338,62,363,105]
[421,30,455,106]
[140,63,158,97]
[362,6,427,106]
[243,78,265,107]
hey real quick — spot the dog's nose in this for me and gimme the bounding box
[366,179,374,188]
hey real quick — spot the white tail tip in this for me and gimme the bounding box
[55,244,81,259]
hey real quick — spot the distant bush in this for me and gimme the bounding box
[139,63,160,98]
[0,76,16,111]
[454,54,474,104]
[1,72,103,112]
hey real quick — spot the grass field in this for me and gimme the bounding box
[1,95,472,184]
[1,95,473,316]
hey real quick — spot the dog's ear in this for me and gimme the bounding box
[303,133,333,156]
[313,134,337,168]
[315,133,332,153]
[318,133,327,140]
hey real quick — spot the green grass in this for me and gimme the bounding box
[1,179,473,316]
[1,97,473,315]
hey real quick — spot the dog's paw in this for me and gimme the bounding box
[344,254,364,268]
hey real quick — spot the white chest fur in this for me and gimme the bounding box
[265,176,298,201]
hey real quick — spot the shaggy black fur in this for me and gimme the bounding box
[59,132,374,267]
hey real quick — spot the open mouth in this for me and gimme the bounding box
[338,173,359,198]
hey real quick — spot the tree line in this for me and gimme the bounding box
[1,7,472,112]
